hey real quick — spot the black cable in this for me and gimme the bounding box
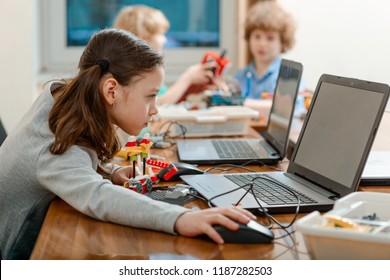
[204,164,258,173]
[233,183,254,206]
[207,183,253,208]
[157,120,187,140]
[240,159,282,171]
[250,176,300,229]
[203,159,266,173]
[246,186,273,228]
[273,228,297,240]
[203,159,283,174]
[156,120,171,137]
[207,177,300,254]
[189,193,208,203]
[206,175,301,230]
[206,182,273,229]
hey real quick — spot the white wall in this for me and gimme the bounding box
[0,0,36,132]
[279,0,390,92]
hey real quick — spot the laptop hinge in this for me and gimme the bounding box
[284,172,341,200]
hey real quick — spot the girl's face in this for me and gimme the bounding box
[146,32,167,53]
[108,66,164,136]
[249,29,282,65]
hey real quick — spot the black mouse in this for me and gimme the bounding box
[157,161,204,181]
[213,220,274,244]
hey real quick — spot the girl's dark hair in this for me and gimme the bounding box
[48,28,164,163]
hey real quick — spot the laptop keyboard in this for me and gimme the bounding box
[224,174,317,205]
[212,140,258,159]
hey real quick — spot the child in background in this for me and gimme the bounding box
[0,29,255,259]
[113,5,216,105]
[234,0,297,99]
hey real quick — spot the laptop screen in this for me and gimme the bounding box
[290,77,389,196]
[265,60,302,155]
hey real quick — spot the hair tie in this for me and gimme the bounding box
[95,59,110,72]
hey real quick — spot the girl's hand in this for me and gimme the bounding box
[111,166,133,185]
[174,207,257,244]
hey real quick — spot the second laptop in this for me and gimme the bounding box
[176,59,303,166]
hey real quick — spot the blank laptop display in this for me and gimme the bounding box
[176,59,303,166]
[182,74,389,213]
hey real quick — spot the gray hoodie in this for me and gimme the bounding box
[0,82,188,259]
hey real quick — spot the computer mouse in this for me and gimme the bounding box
[157,161,204,181]
[213,220,274,244]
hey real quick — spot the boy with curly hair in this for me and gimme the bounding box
[234,1,297,99]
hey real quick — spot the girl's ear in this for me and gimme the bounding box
[101,77,119,107]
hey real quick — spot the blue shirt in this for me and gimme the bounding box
[234,57,282,99]
[157,82,168,97]
[234,57,306,113]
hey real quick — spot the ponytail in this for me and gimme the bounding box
[49,65,120,162]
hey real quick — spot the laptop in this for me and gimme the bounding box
[176,59,303,166]
[182,74,389,213]
[360,151,390,186]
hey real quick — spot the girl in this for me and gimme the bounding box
[0,29,255,259]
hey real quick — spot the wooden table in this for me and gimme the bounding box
[30,113,390,260]
[30,161,312,260]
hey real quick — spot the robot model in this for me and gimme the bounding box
[116,133,178,193]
